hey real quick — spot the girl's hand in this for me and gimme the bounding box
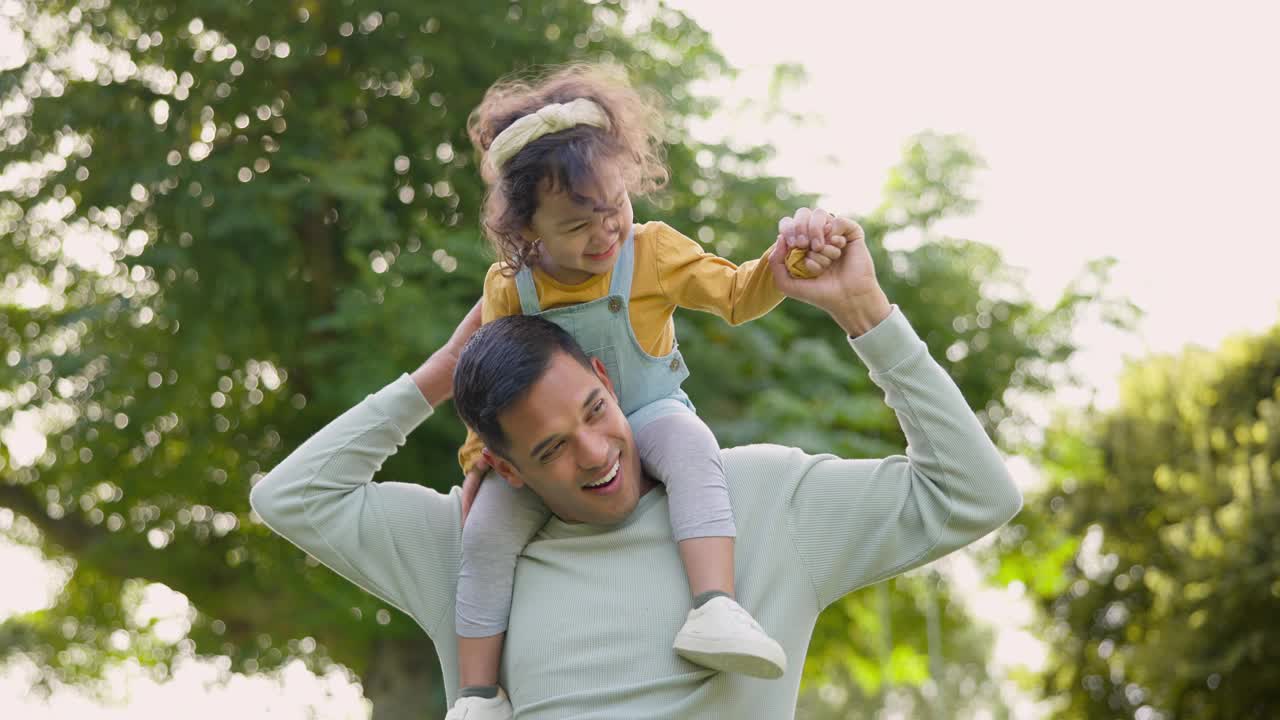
[460,456,490,527]
[779,207,836,254]
[784,232,847,277]
[770,209,892,336]
[780,208,847,278]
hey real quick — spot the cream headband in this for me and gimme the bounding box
[487,98,611,172]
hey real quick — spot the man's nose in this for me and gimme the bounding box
[577,430,610,471]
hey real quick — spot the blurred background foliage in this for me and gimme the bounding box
[21,0,1275,719]
[1006,322,1280,719]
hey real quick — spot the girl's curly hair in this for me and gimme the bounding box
[467,63,669,272]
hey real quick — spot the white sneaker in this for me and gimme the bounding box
[673,596,787,679]
[444,688,513,720]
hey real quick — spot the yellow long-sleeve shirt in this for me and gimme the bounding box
[457,220,786,474]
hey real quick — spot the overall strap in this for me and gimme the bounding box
[513,265,542,315]
[607,225,637,298]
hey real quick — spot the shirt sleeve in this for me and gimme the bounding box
[457,266,523,473]
[785,307,1024,608]
[249,373,463,637]
[458,432,487,476]
[652,222,785,326]
[481,263,522,324]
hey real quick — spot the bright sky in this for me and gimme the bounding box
[4,1,1280,717]
[673,0,1280,412]
[663,1,1278,716]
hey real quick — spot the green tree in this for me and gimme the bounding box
[0,1,734,715]
[797,574,1009,720]
[671,129,1136,718]
[0,0,1127,717]
[1009,322,1280,718]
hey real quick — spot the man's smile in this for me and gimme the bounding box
[582,458,621,494]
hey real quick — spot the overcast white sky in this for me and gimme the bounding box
[663,2,1278,714]
[673,0,1280,411]
[5,1,1280,717]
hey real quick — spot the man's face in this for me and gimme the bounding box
[483,352,650,526]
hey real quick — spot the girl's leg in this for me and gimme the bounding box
[634,410,786,679]
[677,536,735,599]
[634,411,737,596]
[456,470,551,689]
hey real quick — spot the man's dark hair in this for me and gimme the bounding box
[453,315,594,461]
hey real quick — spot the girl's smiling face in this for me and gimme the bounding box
[525,168,633,285]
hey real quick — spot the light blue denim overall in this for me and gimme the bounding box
[455,225,736,638]
[513,224,694,431]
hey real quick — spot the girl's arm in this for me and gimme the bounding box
[651,222,788,325]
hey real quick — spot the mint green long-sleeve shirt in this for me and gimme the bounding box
[249,307,1022,718]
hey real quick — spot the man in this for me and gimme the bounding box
[250,210,1023,718]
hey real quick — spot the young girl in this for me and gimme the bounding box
[447,64,843,719]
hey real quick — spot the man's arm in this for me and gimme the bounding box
[783,306,1022,607]
[249,302,482,635]
[249,373,462,635]
[766,209,1021,607]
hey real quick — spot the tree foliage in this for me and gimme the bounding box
[1010,322,1280,718]
[1,0,1124,716]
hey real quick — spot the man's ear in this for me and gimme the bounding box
[481,447,524,489]
[590,356,617,399]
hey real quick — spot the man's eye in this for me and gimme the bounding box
[541,441,564,463]
[592,400,606,415]
[570,223,588,232]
